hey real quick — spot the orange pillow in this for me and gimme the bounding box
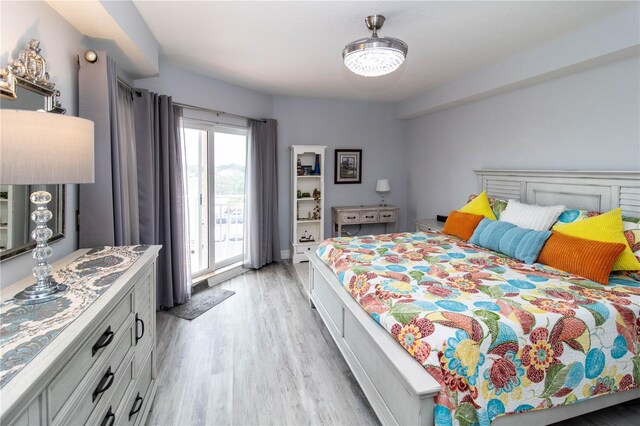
[537,232,626,285]
[443,210,485,241]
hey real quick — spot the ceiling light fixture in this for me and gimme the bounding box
[343,15,408,78]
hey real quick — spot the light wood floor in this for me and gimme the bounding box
[148,261,639,426]
[147,261,378,425]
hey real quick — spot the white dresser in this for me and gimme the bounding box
[0,245,160,426]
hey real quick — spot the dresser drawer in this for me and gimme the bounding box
[340,212,360,224]
[359,211,379,223]
[122,350,154,426]
[379,210,397,223]
[48,290,134,420]
[90,354,135,426]
[52,322,134,425]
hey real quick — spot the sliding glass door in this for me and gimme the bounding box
[184,122,247,279]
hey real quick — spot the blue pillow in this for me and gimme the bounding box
[469,218,551,264]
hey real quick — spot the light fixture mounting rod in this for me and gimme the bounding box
[365,15,385,38]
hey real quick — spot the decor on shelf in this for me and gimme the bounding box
[312,204,321,220]
[342,15,408,78]
[299,231,315,243]
[0,110,94,304]
[314,154,321,175]
[376,179,390,205]
[335,149,362,184]
[297,158,302,176]
[302,165,312,175]
[313,188,321,200]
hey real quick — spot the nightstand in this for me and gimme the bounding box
[415,218,445,232]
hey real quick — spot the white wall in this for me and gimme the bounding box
[406,55,640,228]
[274,96,409,253]
[0,1,87,287]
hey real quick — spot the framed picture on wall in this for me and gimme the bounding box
[334,149,362,184]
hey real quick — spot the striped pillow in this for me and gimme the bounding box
[537,232,626,284]
[499,199,565,231]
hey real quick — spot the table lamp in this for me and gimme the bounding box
[376,179,390,205]
[0,109,94,304]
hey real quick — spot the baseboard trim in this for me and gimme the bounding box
[281,249,291,259]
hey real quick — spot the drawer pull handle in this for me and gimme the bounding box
[382,215,391,218]
[135,313,145,344]
[365,215,374,218]
[92,326,114,356]
[93,367,115,402]
[347,216,356,219]
[101,406,115,426]
[129,393,144,420]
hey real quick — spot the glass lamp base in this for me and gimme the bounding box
[13,282,68,304]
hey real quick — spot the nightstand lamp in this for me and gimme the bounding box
[0,109,94,304]
[376,178,390,205]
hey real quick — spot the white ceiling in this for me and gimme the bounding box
[132,1,635,103]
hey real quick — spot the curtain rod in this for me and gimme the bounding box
[116,77,266,123]
[173,101,266,123]
[117,76,142,96]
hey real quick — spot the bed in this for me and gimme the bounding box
[307,170,640,426]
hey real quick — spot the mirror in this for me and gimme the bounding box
[0,39,66,261]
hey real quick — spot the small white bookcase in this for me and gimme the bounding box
[290,145,326,263]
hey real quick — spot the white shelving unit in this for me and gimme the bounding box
[290,145,326,263]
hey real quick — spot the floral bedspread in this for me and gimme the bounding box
[317,232,640,426]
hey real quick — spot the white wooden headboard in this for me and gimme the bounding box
[475,170,640,218]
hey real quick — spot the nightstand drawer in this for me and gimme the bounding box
[359,212,379,223]
[340,212,360,224]
[415,219,444,233]
[379,211,397,223]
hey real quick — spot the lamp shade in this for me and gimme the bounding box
[0,109,94,185]
[376,179,390,192]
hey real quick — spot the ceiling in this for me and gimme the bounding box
[132,1,635,103]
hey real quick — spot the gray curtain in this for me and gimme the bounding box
[244,119,281,269]
[115,84,140,244]
[79,53,139,247]
[133,90,191,308]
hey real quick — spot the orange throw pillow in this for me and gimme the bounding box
[443,210,485,241]
[537,232,626,285]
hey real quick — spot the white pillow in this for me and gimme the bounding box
[499,199,565,231]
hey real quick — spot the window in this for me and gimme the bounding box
[184,122,247,279]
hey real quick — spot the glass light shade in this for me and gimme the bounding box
[343,37,408,77]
